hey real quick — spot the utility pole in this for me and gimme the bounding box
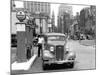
[39,13,42,34]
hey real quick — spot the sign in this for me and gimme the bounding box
[16,23,25,31]
[16,11,26,22]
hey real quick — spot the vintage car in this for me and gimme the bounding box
[42,33,76,70]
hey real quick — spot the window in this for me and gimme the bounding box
[48,35,65,41]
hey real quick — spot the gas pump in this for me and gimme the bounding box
[16,11,34,62]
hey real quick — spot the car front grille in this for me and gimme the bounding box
[55,45,64,61]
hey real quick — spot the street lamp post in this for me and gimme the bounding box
[40,17,42,34]
[38,13,42,34]
[35,12,42,34]
[48,18,52,32]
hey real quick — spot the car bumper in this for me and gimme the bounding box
[44,59,75,64]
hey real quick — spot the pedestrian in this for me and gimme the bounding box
[38,35,44,57]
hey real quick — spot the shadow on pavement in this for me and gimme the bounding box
[44,64,74,70]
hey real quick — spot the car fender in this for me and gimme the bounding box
[66,51,76,60]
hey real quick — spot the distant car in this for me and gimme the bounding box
[80,34,86,40]
[42,33,76,70]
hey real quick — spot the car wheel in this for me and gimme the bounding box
[42,63,46,70]
[64,62,74,68]
[69,62,74,68]
[42,61,48,70]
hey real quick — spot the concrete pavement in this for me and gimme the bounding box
[79,40,96,46]
[12,54,37,70]
[11,46,38,71]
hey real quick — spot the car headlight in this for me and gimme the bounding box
[50,46,54,52]
[43,50,53,58]
[66,48,69,51]
[64,46,70,54]
[68,51,76,59]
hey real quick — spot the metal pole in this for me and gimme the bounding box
[40,13,42,34]
[62,16,64,33]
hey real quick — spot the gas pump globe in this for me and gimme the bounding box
[16,11,26,22]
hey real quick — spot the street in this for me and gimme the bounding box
[11,40,96,74]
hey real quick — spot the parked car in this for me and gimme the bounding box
[80,34,86,40]
[42,33,76,70]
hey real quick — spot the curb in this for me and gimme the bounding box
[79,40,95,46]
[12,54,38,71]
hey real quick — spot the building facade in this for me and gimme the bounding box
[24,1,50,15]
[58,5,73,17]
[79,6,96,39]
[58,5,73,33]
[24,1,51,34]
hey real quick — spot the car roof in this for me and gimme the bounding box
[44,33,65,36]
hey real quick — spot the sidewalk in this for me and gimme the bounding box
[12,46,38,71]
[12,54,37,70]
[79,40,96,46]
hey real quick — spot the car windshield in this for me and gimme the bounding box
[48,35,65,41]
